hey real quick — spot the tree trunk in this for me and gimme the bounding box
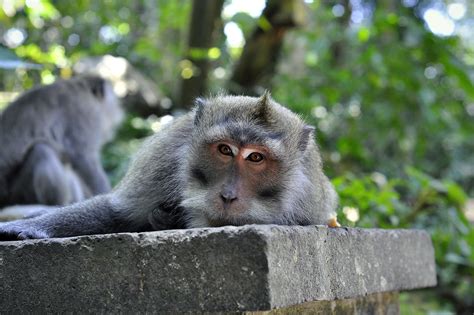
[228,0,307,96]
[329,0,352,67]
[178,0,224,109]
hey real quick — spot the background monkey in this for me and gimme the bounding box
[0,93,337,240]
[0,76,123,209]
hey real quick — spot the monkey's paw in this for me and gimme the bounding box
[0,221,49,241]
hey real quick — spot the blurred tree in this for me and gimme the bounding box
[328,0,351,67]
[178,0,224,109]
[0,0,191,97]
[228,0,307,95]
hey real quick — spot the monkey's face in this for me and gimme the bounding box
[180,100,303,229]
[182,137,287,228]
[180,94,314,228]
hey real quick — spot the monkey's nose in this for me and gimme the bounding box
[220,190,237,204]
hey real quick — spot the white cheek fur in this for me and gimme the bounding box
[225,144,261,159]
[229,144,239,156]
[240,148,254,159]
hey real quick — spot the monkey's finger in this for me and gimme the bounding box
[0,230,22,241]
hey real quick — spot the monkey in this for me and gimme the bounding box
[0,93,338,240]
[0,204,59,222]
[0,75,123,210]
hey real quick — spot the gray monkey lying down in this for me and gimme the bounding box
[0,93,338,240]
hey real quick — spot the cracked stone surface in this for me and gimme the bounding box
[0,225,436,313]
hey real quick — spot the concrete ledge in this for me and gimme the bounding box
[244,292,400,315]
[0,225,436,313]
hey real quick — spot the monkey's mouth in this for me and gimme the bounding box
[207,217,235,227]
[206,216,249,227]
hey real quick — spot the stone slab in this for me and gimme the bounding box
[0,225,436,313]
[241,292,399,315]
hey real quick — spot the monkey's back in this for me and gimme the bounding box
[114,113,195,227]
[0,79,106,183]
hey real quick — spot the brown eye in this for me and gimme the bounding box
[218,144,233,156]
[247,152,264,163]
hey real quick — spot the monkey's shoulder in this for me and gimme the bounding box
[151,113,195,141]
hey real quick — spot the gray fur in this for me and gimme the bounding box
[0,76,123,208]
[0,94,337,240]
[0,204,59,222]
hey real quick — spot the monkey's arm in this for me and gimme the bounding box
[0,195,150,240]
[0,204,59,221]
[71,153,111,195]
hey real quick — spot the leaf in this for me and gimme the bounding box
[357,27,370,42]
[445,253,468,266]
[445,181,467,205]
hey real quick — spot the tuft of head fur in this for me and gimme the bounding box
[191,94,310,153]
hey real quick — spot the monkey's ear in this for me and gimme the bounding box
[298,125,315,151]
[255,90,271,122]
[89,76,106,99]
[193,97,206,126]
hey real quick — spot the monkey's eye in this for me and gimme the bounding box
[247,152,264,163]
[218,144,233,156]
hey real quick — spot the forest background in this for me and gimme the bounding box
[0,0,473,313]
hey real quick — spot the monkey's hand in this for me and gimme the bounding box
[0,220,50,241]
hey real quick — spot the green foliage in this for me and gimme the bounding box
[0,0,190,93]
[400,291,455,315]
[102,115,155,186]
[274,4,474,192]
[334,167,473,310]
